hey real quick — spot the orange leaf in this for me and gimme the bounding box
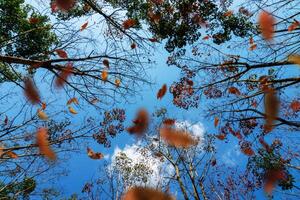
[241,147,255,156]
[163,119,175,126]
[80,21,88,31]
[67,97,79,105]
[123,186,174,200]
[68,106,78,114]
[157,84,167,100]
[288,20,300,32]
[259,11,275,41]
[87,147,103,159]
[214,117,219,127]
[264,170,286,194]
[54,0,76,11]
[115,79,121,87]
[216,134,226,140]
[6,151,18,159]
[160,127,197,148]
[55,63,73,88]
[101,70,108,81]
[37,109,48,120]
[36,127,56,160]
[223,10,233,17]
[249,44,257,51]
[123,19,136,29]
[264,88,279,132]
[24,77,40,104]
[290,100,300,112]
[127,109,149,136]
[228,87,241,96]
[288,54,300,66]
[55,49,68,59]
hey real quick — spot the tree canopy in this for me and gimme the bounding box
[0,0,299,199]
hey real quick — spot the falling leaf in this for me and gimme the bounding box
[251,99,258,108]
[290,100,300,112]
[216,134,226,140]
[157,84,167,100]
[288,20,300,32]
[123,186,174,200]
[223,10,233,17]
[37,109,48,120]
[87,147,103,159]
[214,117,219,127]
[101,70,108,81]
[50,2,58,12]
[6,151,18,159]
[36,127,56,160]
[163,119,175,126]
[68,106,78,114]
[131,43,137,49]
[264,170,287,194]
[54,0,76,11]
[24,77,40,104]
[80,21,88,31]
[67,97,79,105]
[160,127,197,148]
[127,109,149,136]
[259,11,275,41]
[264,88,279,132]
[288,54,300,66]
[249,44,257,51]
[123,19,136,29]
[90,98,99,104]
[115,79,121,87]
[202,35,210,40]
[228,87,241,96]
[249,37,254,45]
[55,49,68,59]
[4,116,8,126]
[41,102,47,110]
[241,147,255,156]
[29,17,40,24]
[149,38,158,42]
[55,63,73,88]
[211,158,217,166]
[103,59,110,68]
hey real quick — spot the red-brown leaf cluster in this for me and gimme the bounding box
[123,19,136,29]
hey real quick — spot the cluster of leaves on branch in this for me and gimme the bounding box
[0,0,57,60]
[108,0,256,52]
[93,108,126,147]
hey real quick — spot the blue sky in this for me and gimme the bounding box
[3,1,299,199]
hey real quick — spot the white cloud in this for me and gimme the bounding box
[221,145,242,166]
[110,142,174,188]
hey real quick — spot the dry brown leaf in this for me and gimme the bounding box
[122,186,174,200]
[87,147,103,159]
[160,127,197,148]
[24,77,40,104]
[36,127,56,160]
